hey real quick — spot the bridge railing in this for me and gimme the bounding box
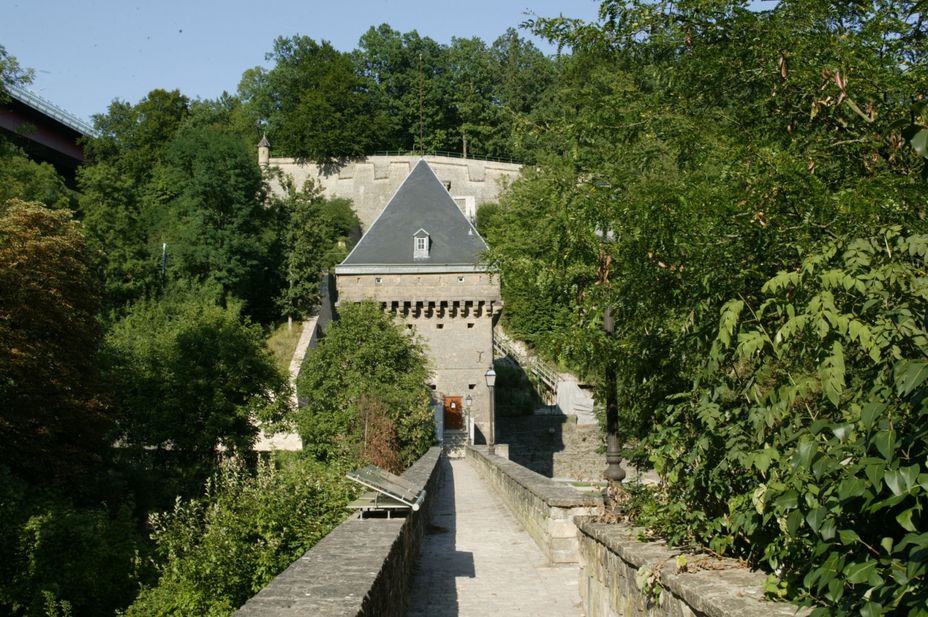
[6,85,97,137]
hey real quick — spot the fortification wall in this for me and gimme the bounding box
[267,155,522,231]
[498,415,604,481]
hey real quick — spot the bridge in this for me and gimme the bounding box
[233,446,809,617]
[0,85,95,184]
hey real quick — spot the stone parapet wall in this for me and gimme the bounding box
[268,155,522,231]
[466,445,599,563]
[498,415,604,481]
[336,272,501,304]
[233,447,442,617]
[577,518,811,617]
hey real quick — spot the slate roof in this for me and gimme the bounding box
[338,159,488,269]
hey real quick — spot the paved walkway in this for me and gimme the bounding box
[406,458,583,617]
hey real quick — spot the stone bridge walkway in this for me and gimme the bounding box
[406,458,583,617]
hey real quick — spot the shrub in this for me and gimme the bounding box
[125,455,352,616]
[641,228,928,615]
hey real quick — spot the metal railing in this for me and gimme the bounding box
[6,85,97,137]
[493,329,560,394]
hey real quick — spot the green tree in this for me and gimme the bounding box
[0,140,75,211]
[274,176,359,321]
[353,25,456,153]
[124,456,351,617]
[102,284,289,472]
[487,1,928,613]
[0,44,33,97]
[85,89,190,184]
[242,36,386,162]
[0,200,111,487]
[79,89,193,315]
[296,301,434,469]
[78,162,158,312]
[487,28,556,161]
[646,230,928,615]
[0,469,144,617]
[448,36,503,158]
[152,123,282,322]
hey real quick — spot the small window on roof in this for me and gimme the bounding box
[413,230,430,259]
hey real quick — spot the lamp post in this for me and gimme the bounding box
[603,307,625,483]
[484,367,496,455]
[595,224,625,485]
[464,394,473,445]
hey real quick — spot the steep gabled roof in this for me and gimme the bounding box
[338,159,488,269]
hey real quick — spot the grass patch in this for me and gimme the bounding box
[267,320,304,376]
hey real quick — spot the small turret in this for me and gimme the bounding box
[257,134,270,166]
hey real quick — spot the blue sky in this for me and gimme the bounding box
[1,0,603,124]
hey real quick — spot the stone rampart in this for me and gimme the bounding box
[498,415,604,481]
[576,518,811,617]
[233,447,442,617]
[466,444,599,563]
[268,154,522,231]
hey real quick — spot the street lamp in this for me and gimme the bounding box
[596,225,625,485]
[484,367,497,455]
[602,307,625,483]
[464,394,473,445]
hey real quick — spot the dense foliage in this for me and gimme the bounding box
[124,456,352,616]
[103,285,289,467]
[643,229,928,614]
[480,1,928,614]
[296,301,434,471]
[273,176,358,320]
[239,26,555,161]
[10,1,928,613]
[0,200,111,488]
[0,45,365,615]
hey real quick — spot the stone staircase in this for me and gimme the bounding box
[442,429,468,459]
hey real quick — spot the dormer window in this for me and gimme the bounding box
[413,229,430,259]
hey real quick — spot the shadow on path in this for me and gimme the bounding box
[407,456,473,617]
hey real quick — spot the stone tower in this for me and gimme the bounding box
[334,159,501,447]
[257,134,270,167]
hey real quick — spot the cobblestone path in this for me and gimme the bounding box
[406,458,583,617]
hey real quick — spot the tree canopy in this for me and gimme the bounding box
[238,26,556,161]
[103,285,288,464]
[296,300,433,471]
[0,200,110,488]
[480,1,928,613]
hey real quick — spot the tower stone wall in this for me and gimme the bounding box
[336,271,500,440]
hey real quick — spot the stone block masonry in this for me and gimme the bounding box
[465,447,810,617]
[268,155,522,232]
[498,415,604,481]
[233,447,442,617]
[466,445,600,564]
[576,519,811,617]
